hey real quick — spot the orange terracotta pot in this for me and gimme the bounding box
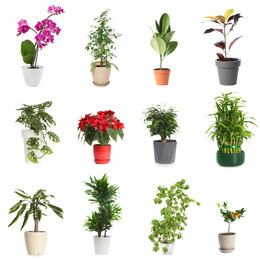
[153,69,171,85]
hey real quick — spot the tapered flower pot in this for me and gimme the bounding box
[94,236,111,255]
[218,233,236,253]
[24,231,47,255]
[153,68,171,85]
[91,62,111,86]
[93,144,111,164]
[215,59,241,85]
[160,242,175,255]
[21,65,44,87]
[153,140,177,164]
[216,151,245,167]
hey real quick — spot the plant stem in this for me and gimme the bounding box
[160,54,162,70]
[228,222,230,234]
[223,24,227,58]
[34,217,39,232]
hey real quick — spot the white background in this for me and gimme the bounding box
[0,0,259,259]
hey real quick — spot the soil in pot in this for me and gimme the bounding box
[153,68,171,85]
[153,140,177,164]
[216,151,245,167]
[93,144,111,164]
[218,232,236,253]
[24,231,47,255]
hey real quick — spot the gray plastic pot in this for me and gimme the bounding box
[215,58,241,85]
[153,140,177,164]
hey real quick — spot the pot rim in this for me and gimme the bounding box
[22,65,44,69]
[94,144,111,147]
[215,58,240,62]
[218,232,236,236]
[94,235,111,238]
[217,150,244,154]
[24,231,47,234]
[153,139,176,143]
[154,68,170,71]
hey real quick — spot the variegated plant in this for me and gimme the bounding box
[203,9,243,60]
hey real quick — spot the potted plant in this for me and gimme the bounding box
[203,9,243,85]
[84,174,122,255]
[78,110,124,164]
[85,9,121,86]
[206,92,257,166]
[217,202,245,253]
[149,13,178,85]
[148,179,200,255]
[8,189,64,255]
[143,104,179,164]
[17,5,64,87]
[16,101,60,163]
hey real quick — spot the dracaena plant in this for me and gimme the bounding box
[83,174,122,237]
[206,92,257,154]
[148,179,200,253]
[16,101,60,163]
[217,202,245,234]
[8,189,63,232]
[143,104,179,143]
[203,9,243,60]
[85,9,122,71]
[149,13,178,70]
[17,5,64,68]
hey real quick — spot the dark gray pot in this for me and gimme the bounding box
[215,58,241,85]
[153,140,177,164]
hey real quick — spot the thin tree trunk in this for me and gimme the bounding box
[34,217,39,232]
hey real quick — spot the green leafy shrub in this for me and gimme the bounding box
[148,179,200,253]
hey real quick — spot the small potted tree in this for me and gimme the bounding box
[85,9,121,86]
[78,110,124,164]
[203,9,243,85]
[217,202,245,253]
[17,5,64,87]
[8,189,64,255]
[16,101,60,163]
[149,13,178,85]
[148,179,200,255]
[84,174,122,255]
[206,92,257,166]
[143,104,179,164]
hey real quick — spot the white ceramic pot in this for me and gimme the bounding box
[160,242,175,255]
[21,65,44,87]
[93,235,111,255]
[218,233,236,253]
[91,62,111,86]
[24,231,47,255]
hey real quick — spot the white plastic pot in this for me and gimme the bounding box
[160,242,175,255]
[21,65,44,87]
[24,231,47,255]
[93,235,111,255]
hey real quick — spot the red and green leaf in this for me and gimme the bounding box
[227,13,243,25]
[214,41,225,50]
[229,36,242,50]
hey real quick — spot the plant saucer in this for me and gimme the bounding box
[93,81,110,87]
[219,247,235,253]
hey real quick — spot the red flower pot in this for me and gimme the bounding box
[93,144,111,164]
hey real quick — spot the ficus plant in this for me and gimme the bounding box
[217,202,245,234]
[149,13,178,69]
[83,174,122,238]
[206,92,257,154]
[148,179,200,253]
[8,189,64,232]
[143,104,179,143]
[16,101,60,163]
[203,9,243,60]
[85,9,122,71]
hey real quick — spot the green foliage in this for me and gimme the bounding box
[83,174,122,237]
[8,189,63,232]
[217,202,245,233]
[148,179,200,253]
[143,104,179,142]
[85,9,121,70]
[16,101,60,163]
[21,40,36,66]
[149,13,178,69]
[206,93,257,154]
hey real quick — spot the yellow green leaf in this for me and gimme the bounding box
[204,16,224,23]
[224,9,234,21]
[216,15,225,23]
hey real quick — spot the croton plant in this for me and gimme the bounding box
[203,9,242,60]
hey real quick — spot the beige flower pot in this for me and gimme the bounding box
[160,242,175,255]
[24,231,47,255]
[91,62,111,86]
[218,232,236,253]
[93,235,111,255]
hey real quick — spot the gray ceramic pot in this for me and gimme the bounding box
[215,58,241,85]
[153,140,177,164]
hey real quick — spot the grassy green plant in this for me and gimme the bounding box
[148,179,200,253]
[149,13,178,70]
[16,101,60,163]
[217,202,245,234]
[84,174,121,237]
[8,189,63,232]
[143,104,179,143]
[206,92,257,154]
[85,9,121,71]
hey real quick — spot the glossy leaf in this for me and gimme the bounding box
[224,9,234,21]
[47,131,60,143]
[27,151,38,163]
[164,41,178,57]
[205,15,224,23]
[214,41,225,50]
[107,127,117,142]
[155,20,161,34]
[160,13,170,35]
[20,210,30,230]
[41,145,53,155]
[151,37,166,55]
[229,36,242,50]
[163,31,175,44]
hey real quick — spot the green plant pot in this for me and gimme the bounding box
[216,151,245,167]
